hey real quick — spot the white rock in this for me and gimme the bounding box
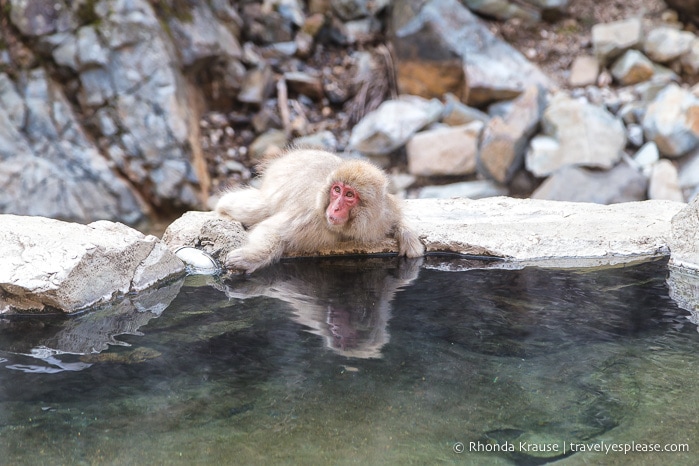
[626,123,645,147]
[678,149,699,188]
[0,216,185,314]
[349,96,443,155]
[417,180,507,199]
[569,55,599,87]
[649,159,684,202]
[610,49,654,85]
[644,26,694,64]
[591,18,643,63]
[165,198,684,270]
[525,93,626,176]
[174,247,221,275]
[407,197,683,266]
[669,195,699,270]
[642,83,699,157]
[633,141,660,169]
[406,122,482,176]
[162,210,245,262]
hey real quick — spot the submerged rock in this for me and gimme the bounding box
[80,347,163,364]
[0,277,182,370]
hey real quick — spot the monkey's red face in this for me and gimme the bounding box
[326,182,359,226]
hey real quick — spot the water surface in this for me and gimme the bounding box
[1,257,698,465]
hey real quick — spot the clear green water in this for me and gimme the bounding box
[1,257,698,465]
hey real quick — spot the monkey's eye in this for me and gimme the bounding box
[333,185,341,194]
[345,191,355,198]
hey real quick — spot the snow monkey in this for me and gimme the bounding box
[215,149,425,273]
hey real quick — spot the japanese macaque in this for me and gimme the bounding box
[215,149,425,272]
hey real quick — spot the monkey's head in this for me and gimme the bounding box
[326,181,359,226]
[322,160,388,235]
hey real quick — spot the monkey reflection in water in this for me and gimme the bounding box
[219,257,421,359]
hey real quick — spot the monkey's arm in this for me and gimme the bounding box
[384,195,424,258]
[394,221,425,258]
[216,187,269,228]
[224,212,292,273]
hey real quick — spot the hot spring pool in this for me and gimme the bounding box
[1,257,697,465]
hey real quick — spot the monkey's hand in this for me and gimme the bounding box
[395,223,425,258]
[224,213,290,273]
[224,248,269,274]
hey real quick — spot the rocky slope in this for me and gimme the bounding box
[1,0,698,229]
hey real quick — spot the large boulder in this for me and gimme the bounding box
[642,83,699,157]
[531,163,648,204]
[162,210,245,263]
[478,84,547,183]
[408,197,682,264]
[406,122,482,176]
[0,215,185,314]
[348,95,443,156]
[390,0,554,106]
[0,70,146,224]
[526,93,626,176]
[591,18,643,64]
[4,0,207,222]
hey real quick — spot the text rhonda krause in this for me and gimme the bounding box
[468,440,690,454]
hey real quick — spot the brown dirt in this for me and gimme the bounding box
[488,0,671,88]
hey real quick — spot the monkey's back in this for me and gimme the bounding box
[259,149,340,212]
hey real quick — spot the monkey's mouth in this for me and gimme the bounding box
[327,215,347,226]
